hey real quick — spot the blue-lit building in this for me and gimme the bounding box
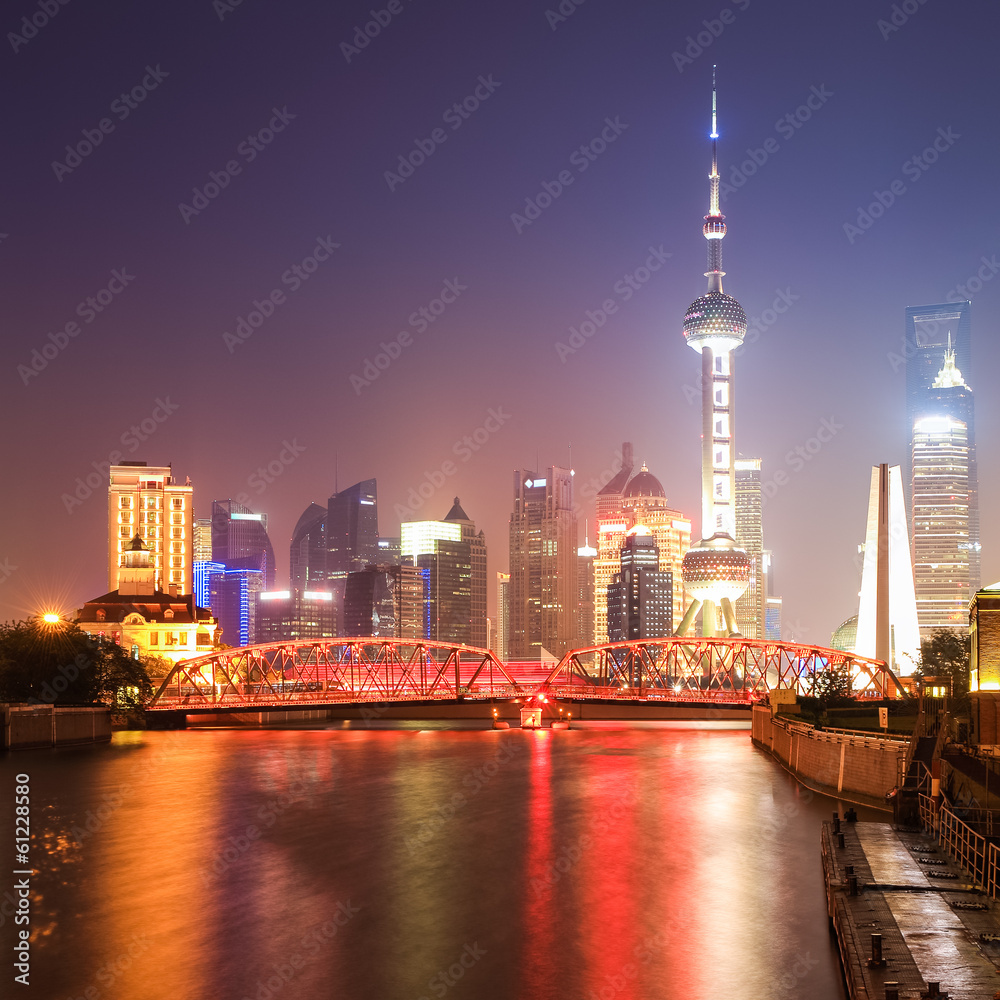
[193,559,225,610]
[209,566,265,648]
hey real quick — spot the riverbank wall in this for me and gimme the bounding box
[2,704,112,750]
[751,705,908,810]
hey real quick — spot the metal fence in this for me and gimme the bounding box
[919,793,999,896]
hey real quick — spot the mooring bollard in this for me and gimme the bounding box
[837,831,846,849]
[927,984,940,997]
[833,811,841,833]
[848,874,858,895]
[884,983,899,1000]
[868,933,884,967]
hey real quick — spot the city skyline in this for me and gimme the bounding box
[5,0,1000,648]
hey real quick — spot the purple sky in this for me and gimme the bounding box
[4,0,998,643]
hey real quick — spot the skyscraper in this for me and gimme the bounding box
[606,528,673,643]
[400,506,483,645]
[911,344,978,638]
[677,68,751,637]
[209,565,264,647]
[577,536,597,650]
[734,458,765,639]
[593,442,634,645]
[327,478,379,575]
[289,502,327,589]
[495,571,510,661]
[211,499,276,589]
[508,466,578,659]
[256,588,335,642]
[905,302,979,597]
[443,498,488,648]
[344,563,428,639]
[108,462,194,595]
[620,465,690,628]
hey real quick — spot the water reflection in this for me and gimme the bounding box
[11,724,879,999]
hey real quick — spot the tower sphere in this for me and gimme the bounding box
[681,532,751,604]
[683,291,747,354]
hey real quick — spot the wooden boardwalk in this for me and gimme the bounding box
[823,819,1000,998]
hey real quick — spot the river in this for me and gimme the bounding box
[5,721,883,999]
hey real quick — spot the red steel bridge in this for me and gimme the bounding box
[148,636,906,713]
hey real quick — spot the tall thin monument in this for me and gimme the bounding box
[676,67,751,637]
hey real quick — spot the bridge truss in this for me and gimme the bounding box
[149,638,522,711]
[540,637,906,703]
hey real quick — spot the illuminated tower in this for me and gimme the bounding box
[676,67,751,637]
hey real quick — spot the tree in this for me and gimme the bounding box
[916,628,970,690]
[0,618,153,712]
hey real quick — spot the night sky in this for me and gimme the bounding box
[4,0,999,642]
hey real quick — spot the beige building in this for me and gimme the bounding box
[77,536,217,675]
[594,458,691,643]
[108,462,194,595]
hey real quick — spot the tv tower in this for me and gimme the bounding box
[675,67,751,638]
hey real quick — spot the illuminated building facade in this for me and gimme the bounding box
[327,478,379,574]
[443,498,488,648]
[856,464,921,674]
[108,462,193,595]
[495,572,510,661]
[508,466,578,659]
[211,499,276,590]
[255,589,335,642]
[577,537,597,650]
[911,345,977,638]
[765,596,782,641]
[606,528,673,642]
[401,502,486,645]
[677,69,751,637]
[912,413,971,637]
[78,535,217,667]
[593,442,634,645]
[344,563,428,639]
[734,458,765,639]
[622,466,691,628]
[209,566,264,647]
[906,303,979,596]
[193,517,212,563]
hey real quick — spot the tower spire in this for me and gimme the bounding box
[704,64,726,293]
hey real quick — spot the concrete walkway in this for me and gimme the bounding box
[824,820,1000,999]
